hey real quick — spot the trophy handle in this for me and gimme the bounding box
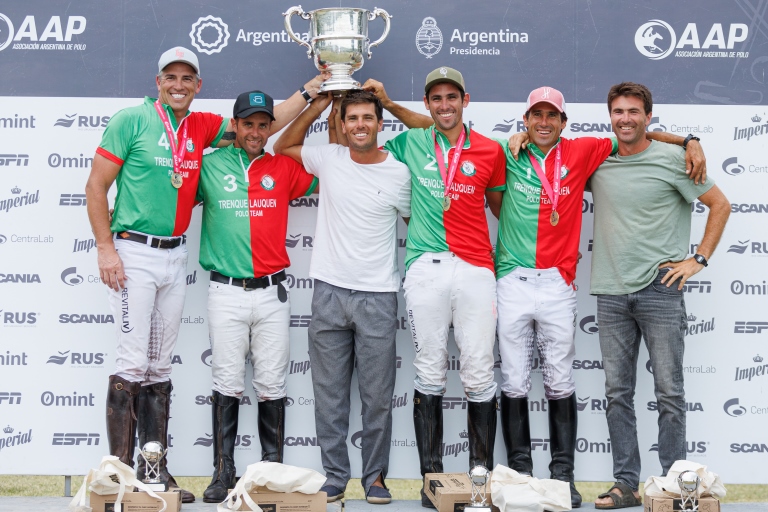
[283,5,313,57]
[366,8,391,59]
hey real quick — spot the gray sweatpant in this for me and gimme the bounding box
[308,280,397,494]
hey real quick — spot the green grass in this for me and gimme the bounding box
[1,477,766,503]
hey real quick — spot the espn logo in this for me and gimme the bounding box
[52,433,100,445]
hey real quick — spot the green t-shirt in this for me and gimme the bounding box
[589,140,715,295]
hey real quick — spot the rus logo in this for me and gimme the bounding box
[46,351,105,366]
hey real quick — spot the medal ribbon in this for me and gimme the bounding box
[527,144,561,216]
[434,128,467,204]
[154,100,189,186]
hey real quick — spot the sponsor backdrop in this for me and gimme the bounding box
[0,0,766,484]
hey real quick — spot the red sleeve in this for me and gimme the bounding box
[576,137,615,178]
[283,155,317,200]
[487,143,507,190]
[192,112,227,148]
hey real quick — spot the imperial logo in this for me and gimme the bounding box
[635,20,748,60]
[0,425,32,452]
[1,187,39,213]
[392,392,408,409]
[52,433,100,446]
[0,13,87,52]
[734,354,767,382]
[734,113,768,142]
[190,15,230,55]
[72,238,96,253]
[289,355,311,375]
[0,154,29,166]
[723,398,747,417]
[442,432,470,457]
[685,314,715,336]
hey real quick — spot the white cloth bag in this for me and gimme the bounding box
[68,455,168,512]
[644,460,727,499]
[217,461,326,512]
[490,464,572,512]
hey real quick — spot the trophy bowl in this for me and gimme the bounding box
[283,6,391,93]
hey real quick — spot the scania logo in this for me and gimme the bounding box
[289,197,318,208]
[572,359,603,370]
[722,156,746,176]
[60,266,83,286]
[58,313,114,324]
[194,395,252,406]
[635,20,748,60]
[730,442,768,453]
[190,15,230,55]
[284,436,318,447]
[723,398,748,417]
[416,17,443,58]
[579,315,598,334]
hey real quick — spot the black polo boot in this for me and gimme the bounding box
[467,396,498,470]
[135,380,196,503]
[414,390,443,509]
[500,395,533,475]
[203,391,240,503]
[548,394,582,508]
[258,397,285,462]
[105,375,140,467]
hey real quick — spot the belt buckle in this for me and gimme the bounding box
[242,279,248,291]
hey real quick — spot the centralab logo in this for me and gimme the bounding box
[723,397,747,417]
[60,266,83,286]
[635,20,748,60]
[190,15,230,55]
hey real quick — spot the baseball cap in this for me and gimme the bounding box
[158,46,200,75]
[233,91,275,121]
[425,67,465,95]
[526,86,566,113]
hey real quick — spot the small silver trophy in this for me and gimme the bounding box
[283,6,391,93]
[139,441,168,492]
[677,470,701,511]
[467,465,492,512]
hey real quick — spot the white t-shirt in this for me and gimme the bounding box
[301,144,411,292]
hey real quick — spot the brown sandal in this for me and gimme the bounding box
[595,482,642,509]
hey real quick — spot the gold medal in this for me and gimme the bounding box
[171,172,183,189]
[550,210,559,226]
[443,196,451,211]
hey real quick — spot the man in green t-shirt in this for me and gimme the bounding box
[589,83,730,509]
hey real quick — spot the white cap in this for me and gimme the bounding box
[158,46,200,75]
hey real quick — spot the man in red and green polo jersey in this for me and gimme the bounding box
[495,87,706,508]
[365,68,505,508]
[197,90,317,502]
[85,46,327,503]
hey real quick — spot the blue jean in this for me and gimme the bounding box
[596,269,687,490]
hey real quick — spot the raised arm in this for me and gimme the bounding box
[363,78,433,129]
[271,73,330,135]
[646,132,706,184]
[273,93,333,165]
[85,154,125,291]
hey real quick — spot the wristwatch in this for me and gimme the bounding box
[683,134,700,149]
[693,254,708,267]
[299,88,312,103]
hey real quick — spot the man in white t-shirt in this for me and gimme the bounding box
[274,91,411,505]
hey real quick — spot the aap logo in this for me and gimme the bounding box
[723,398,747,417]
[635,20,676,60]
[190,15,230,55]
[722,157,746,176]
[60,267,83,286]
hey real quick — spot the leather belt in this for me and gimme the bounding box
[210,270,287,291]
[116,231,186,249]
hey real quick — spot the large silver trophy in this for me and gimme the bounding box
[467,465,492,512]
[283,6,391,93]
[677,470,701,511]
[139,441,168,492]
